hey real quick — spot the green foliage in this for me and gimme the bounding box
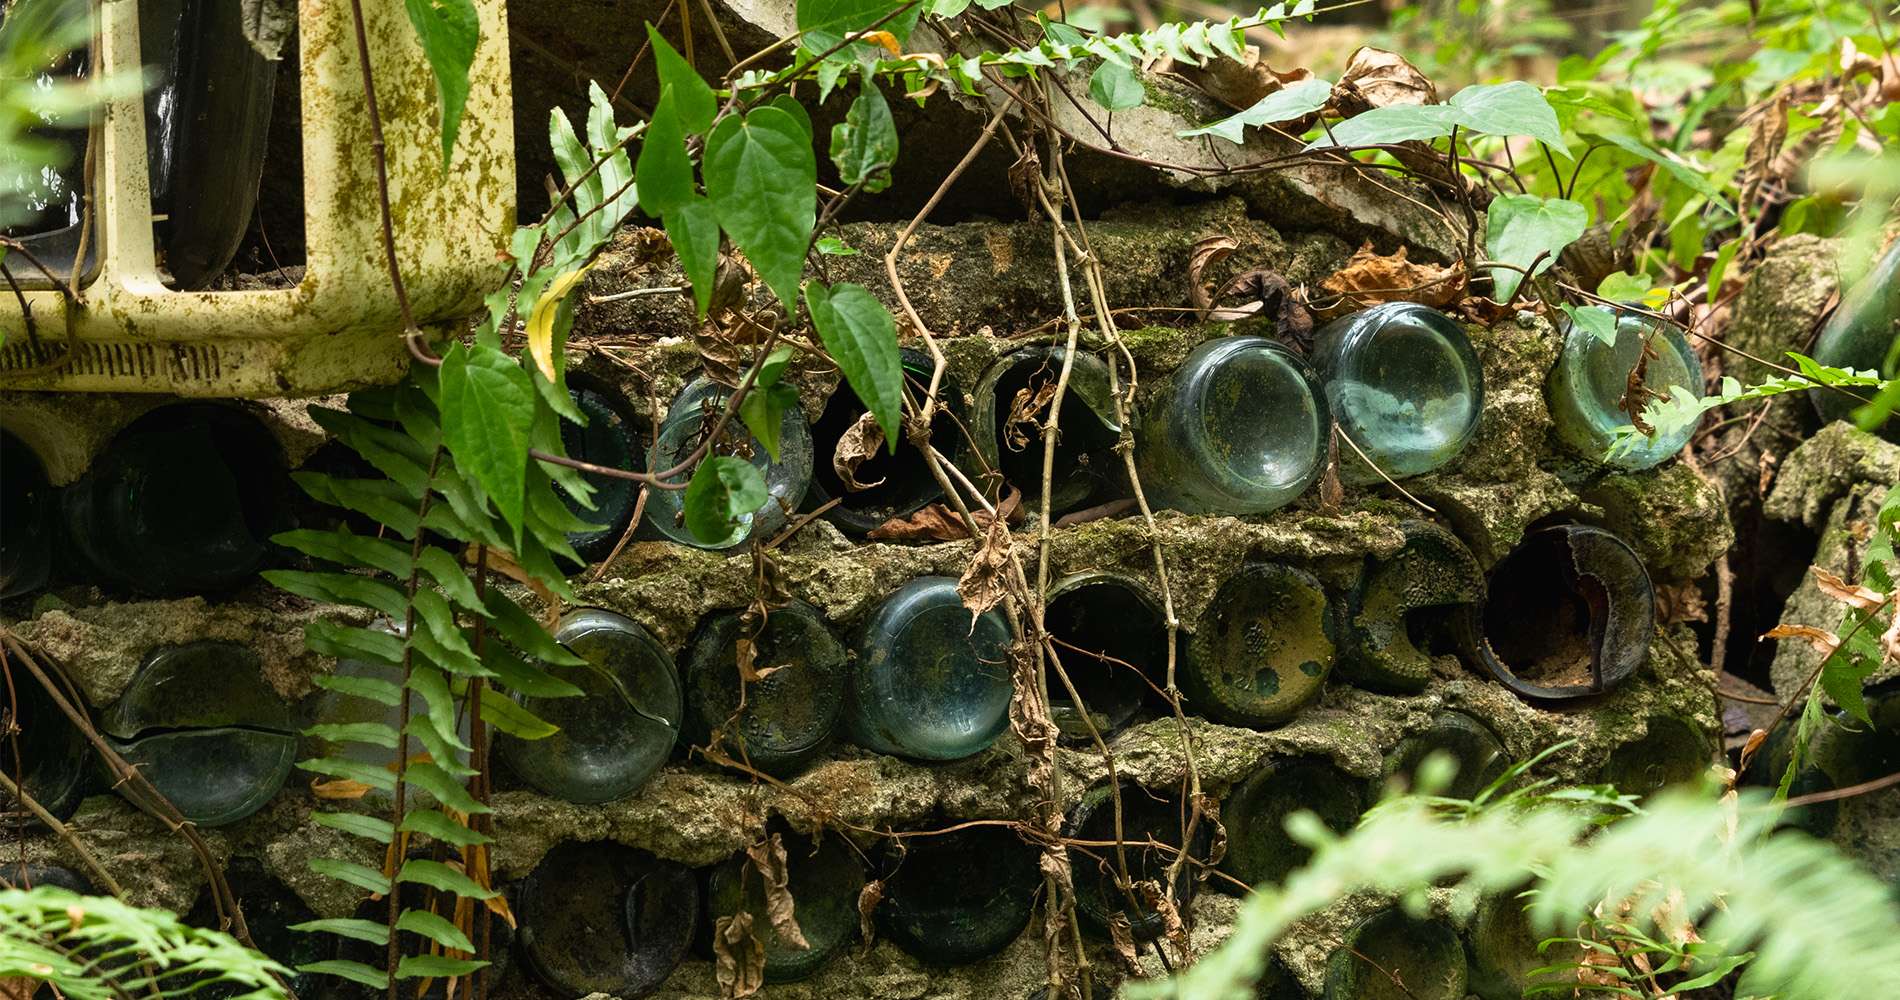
[0,0,140,232]
[438,342,535,539]
[1088,59,1145,112]
[1483,195,1588,302]
[1607,355,1889,461]
[830,79,900,192]
[807,280,905,449]
[1130,775,1900,1000]
[685,456,771,543]
[1314,81,1569,153]
[737,345,801,461]
[704,106,818,312]
[796,0,924,54]
[0,887,287,1000]
[401,0,480,168]
[1180,77,1331,142]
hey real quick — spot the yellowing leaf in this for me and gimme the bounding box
[858,30,902,55]
[526,266,591,382]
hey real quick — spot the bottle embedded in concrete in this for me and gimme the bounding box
[0,430,54,598]
[1068,779,1205,942]
[1474,524,1653,700]
[518,840,699,998]
[1325,908,1467,1000]
[0,658,89,822]
[974,346,1125,515]
[1549,310,1704,470]
[0,863,91,892]
[497,609,681,803]
[1468,889,1573,1000]
[1043,572,1165,742]
[1183,562,1338,727]
[100,641,296,826]
[1136,336,1328,515]
[1603,715,1713,798]
[1310,302,1484,483]
[846,576,1013,762]
[707,831,865,982]
[1221,757,1365,889]
[1384,709,1510,801]
[62,404,287,594]
[806,347,960,535]
[184,859,327,1000]
[647,375,813,550]
[557,371,646,562]
[1812,241,1899,434]
[683,601,847,777]
[1339,520,1482,695]
[878,824,1039,964]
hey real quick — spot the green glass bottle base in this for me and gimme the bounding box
[1185,563,1338,727]
[1324,909,1467,1000]
[1603,715,1714,798]
[1384,709,1510,801]
[707,832,865,982]
[1222,757,1365,889]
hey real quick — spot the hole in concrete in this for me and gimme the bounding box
[807,351,957,534]
[1044,574,1164,742]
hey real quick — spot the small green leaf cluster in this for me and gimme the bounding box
[265,375,585,989]
[1606,354,1889,462]
[632,23,907,541]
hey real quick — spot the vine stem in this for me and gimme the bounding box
[344,0,415,336]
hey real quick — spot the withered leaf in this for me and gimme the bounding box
[1182,48,1316,114]
[867,488,1023,543]
[713,912,766,999]
[311,777,374,800]
[1329,46,1438,118]
[1189,235,1241,320]
[1319,426,1344,513]
[1811,566,1886,611]
[1005,376,1058,453]
[1137,880,1190,955]
[1216,269,1313,346]
[475,545,559,625]
[1316,242,1466,320]
[1106,913,1142,973]
[1655,582,1710,626]
[856,879,884,955]
[833,410,888,492]
[746,833,810,951]
[957,514,1014,623]
[1763,623,1841,656]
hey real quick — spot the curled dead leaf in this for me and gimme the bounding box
[1329,46,1438,118]
[957,514,1013,622]
[477,545,559,625]
[1763,623,1841,656]
[713,912,766,999]
[312,777,374,800]
[1004,375,1058,453]
[1106,912,1142,973]
[856,879,884,956]
[1738,727,1767,773]
[833,410,888,492]
[1181,46,1315,113]
[1316,242,1467,320]
[1811,566,1886,611]
[1655,581,1710,626]
[1189,235,1241,320]
[1216,269,1313,346]
[746,833,810,951]
[866,488,1024,543]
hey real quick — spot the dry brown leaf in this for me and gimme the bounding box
[858,30,902,56]
[1763,623,1841,656]
[1811,566,1886,611]
[867,488,1022,543]
[1180,46,1314,112]
[1317,242,1467,320]
[1882,602,1899,665]
[1329,46,1438,118]
[311,777,374,800]
[856,879,884,955]
[1738,727,1768,773]
[1841,37,1879,80]
[746,833,810,951]
[713,912,767,999]
[1004,377,1058,453]
[1188,235,1241,319]
[1137,880,1190,955]
[1319,427,1344,513]
[1217,269,1313,345]
[958,514,1013,622]
[1106,913,1142,973]
[833,410,887,492]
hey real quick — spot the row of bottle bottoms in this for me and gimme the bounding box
[1,705,1723,999]
[9,515,1672,831]
[0,301,1711,600]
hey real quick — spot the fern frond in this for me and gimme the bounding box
[1130,785,1900,1000]
[1608,353,1887,460]
[0,888,286,1000]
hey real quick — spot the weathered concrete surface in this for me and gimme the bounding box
[1763,423,1900,699]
